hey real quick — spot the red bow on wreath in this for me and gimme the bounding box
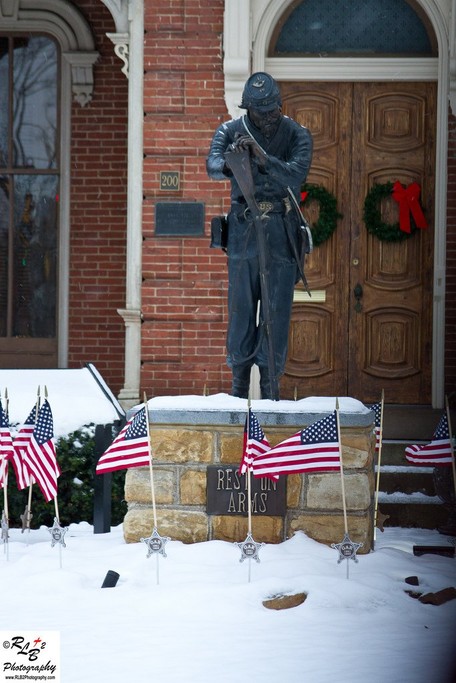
[392,181,428,234]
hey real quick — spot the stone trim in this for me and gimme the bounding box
[62,52,99,108]
[0,0,99,107]
[106,32,129,78]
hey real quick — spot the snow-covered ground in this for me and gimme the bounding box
[2,378,454,682]
[1,524,455,683]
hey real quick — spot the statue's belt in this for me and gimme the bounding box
[232,198,288,215]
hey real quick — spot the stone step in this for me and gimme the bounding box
[376,499,449,530]
[375,463,448,529]
[379,439,428,466]
[382,404,454,440]
[377,465,436,496]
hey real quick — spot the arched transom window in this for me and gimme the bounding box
[269,0,436,57]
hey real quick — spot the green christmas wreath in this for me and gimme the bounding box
[363,181,417,242]
[300,183,342,247]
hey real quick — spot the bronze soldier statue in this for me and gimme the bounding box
[207,72,313,399]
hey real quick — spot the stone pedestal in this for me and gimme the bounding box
[123,397,375,553]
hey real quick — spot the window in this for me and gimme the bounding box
[0,35,59,365]
[269,0,436,57]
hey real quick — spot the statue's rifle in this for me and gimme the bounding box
[224,149,279,401]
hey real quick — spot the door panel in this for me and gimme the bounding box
[281,83,351,397]
[280,82,435,404]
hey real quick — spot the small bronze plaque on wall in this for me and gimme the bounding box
[155,202,205,236]
[206,466,286,516]
[160,171,180,191]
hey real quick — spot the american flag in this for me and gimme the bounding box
[0,399,15,489]
[238,408,274,477]
[405,414,454,466]
[252,411,341,478]
[11,405,36,490]
[23,399,60,502]
[371,402,382,452]
[96,406,151,474]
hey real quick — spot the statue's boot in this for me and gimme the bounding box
[259,366,280,401]
[231,365,251,398]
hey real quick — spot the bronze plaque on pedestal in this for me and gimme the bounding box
[206,466,286,516]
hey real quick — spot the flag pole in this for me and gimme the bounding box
[4,389,9,560]
[373,389,385,541]
[1,446,8,526]
[25,389,41,540]
[43,386,60,526]
[1,389,9,559]
[247,465,252,536]
[246,400,253,583]
[2,389,9,539]
[335,399,350,578]
[3,389,9,523]
[246,399,252,537]
[55,495,63,569]
[445,395,456,499]
[45,386,62,568]
[1,454,7,520]
[335,398,348,534]
[54,496,60,525]
[26,484,33,528]
[143,392,157,529]
[143,392,160,584]
[3,387,9,524]
[234,399,266,580]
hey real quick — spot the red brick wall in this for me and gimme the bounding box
[67,1,128,394]
[141,0,232,397]
[446,108,456,404]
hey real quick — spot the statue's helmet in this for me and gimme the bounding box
[240,72,282,111]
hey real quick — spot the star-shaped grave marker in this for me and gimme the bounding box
[48,518,69,548]
[332,532,363,565]
[141,527,170,558]
[20,505,33,533]
[375,508,390,533]
[1,510,9,544]
[234,532,265,563]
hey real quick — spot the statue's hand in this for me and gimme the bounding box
[227,135,267,167]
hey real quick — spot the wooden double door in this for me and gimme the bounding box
[280,82,436,404]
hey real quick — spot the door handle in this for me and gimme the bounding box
[353,283,363,312]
